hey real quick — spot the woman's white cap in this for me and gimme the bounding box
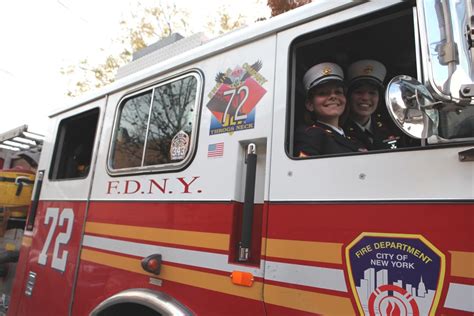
[303,62,344,92]
[347,59,386,87]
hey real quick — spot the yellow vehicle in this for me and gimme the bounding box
[0,170,35,208]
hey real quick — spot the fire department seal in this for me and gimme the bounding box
[170,131,189,161]
[345,233,445,316]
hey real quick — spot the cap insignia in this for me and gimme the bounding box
[323,67,332,75]
[363,65,373,74]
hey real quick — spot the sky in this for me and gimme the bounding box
[0,0,270,136]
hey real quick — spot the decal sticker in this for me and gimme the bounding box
[346,233,445,316]
[206,61,267,135]
[207,142,224,158]
[170,131,189,161]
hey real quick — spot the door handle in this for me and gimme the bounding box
[26,170,44,231]
[238,143,257,262]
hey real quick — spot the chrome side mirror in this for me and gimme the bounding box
[417,0,474,104]
[385,75,440,139]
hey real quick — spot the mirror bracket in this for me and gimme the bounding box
[435,41,459,65]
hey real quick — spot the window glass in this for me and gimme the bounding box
[289,8,420,158]
[110,73,200,171]
[50,108,99,180]
[144,76,197,165]
[289,6,474,159]
[112,92,151,169]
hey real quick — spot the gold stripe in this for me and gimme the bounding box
[266,238,342,264]
[264,284,355,315]
[450,251,474,278]
[81,248,262,300]
[261,237,267,256]
[22,236,32,247]
[85,222,229,251]
[86,222,342,264]
[82,249,352,313]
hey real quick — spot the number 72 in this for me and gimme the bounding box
[38,207,74,272]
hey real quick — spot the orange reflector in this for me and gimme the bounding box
[230,271,254,287]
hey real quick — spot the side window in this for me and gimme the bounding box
[112,92,151,169]
[50,108,100,180]
[288,6,419,158]
[110,73,200,172]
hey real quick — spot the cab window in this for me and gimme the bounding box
[288,3,473,158]
[50,108,99,180]
[110,72,201,173]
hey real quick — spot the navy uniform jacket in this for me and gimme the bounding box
[294,122,366,157]
[344,114,405,150]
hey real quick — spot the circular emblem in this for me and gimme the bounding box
[363,65,374,74]
[323,67,332,75]
[368,284,420,316]
[170,131,190,161]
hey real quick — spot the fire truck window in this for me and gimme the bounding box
[144,76,197,165]
[111,91,152,169]
[110,73,200,172]
[50,108,99,180]
[288,5,421,158]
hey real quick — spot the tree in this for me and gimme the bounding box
[61,1,258,97]
[62,0,309,97]
[61,2,191,97]
[267,0,311,17]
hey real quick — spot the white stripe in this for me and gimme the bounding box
[444,283,474,312]
[83,235,264,277]
[83,235,348,292]
[264,261,347,292]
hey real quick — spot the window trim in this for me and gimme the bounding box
[107,70,203,176]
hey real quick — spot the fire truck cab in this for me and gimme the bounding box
[8,1,474,315]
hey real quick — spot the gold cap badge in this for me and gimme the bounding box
[363,65,373,74]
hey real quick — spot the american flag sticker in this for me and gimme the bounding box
[208,142,224,158]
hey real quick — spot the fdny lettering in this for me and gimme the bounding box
[106,176,201,195]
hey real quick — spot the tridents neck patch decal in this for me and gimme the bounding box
[346,233,445,316]
[206,61,267,135]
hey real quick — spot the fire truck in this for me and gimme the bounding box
[8,1,474,315]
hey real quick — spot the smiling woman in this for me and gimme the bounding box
[344,60,405,150]
[294,62,366,157]
[287,5,421,158]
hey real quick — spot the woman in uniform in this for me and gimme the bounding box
[344,59,404,150]
[294,62,366,157]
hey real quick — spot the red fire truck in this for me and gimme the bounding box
[8,1,474,315]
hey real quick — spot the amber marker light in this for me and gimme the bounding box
[230,271,254,287]
[141,254,162,275]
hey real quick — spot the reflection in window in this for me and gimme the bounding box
[112,92,151,169]
[144,76,197,165]
[111,74,199,170]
